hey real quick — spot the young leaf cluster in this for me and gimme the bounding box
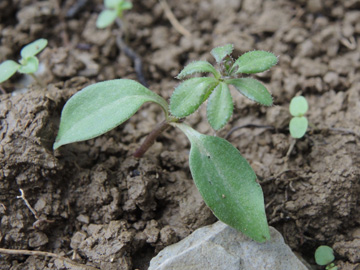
[96,0,133,29]
[0,39,48,84]
[315,246,338,270]
[170,44,278,130]
[289,96,308,138]
[54,44,278,243]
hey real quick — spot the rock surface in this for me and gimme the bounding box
[149,221,308,270]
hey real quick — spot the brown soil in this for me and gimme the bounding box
[1,0,359,269]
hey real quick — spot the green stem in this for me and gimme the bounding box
[30,73,45,88]
[133,117,180,158]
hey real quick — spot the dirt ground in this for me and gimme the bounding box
[0,0,359,269]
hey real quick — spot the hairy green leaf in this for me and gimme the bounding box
[315,246,335,266]
[207,82,233,130]
[227,78,273,106]
[20,39,48,59]
[0,60,20,83]
[54,79,169,149]
[234,51,278,74]
[18,56,39,74]
[177,61,220,79]
[289,96,308,117]
[172,123,270,242]
[170,77,219,118]
[96,9,117,28]
[210,44,234,63]
[289,116,308,138]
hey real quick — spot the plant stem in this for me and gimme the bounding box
[30,73,45,88]
[0,85,6,94]
[115,18,148,87]
[133,119,171,158]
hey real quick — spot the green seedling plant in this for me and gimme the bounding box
[289,96,308,138]
[96,0,132,29]
[0,39,48,87]
[54,44,278,242]
[315,246,338,270]
[96,0,147,86]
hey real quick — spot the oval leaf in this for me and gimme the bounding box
[54,79,169,149]
[18,56,39,74]
[315,246,335,266]
[210,44,234,63]
[172,123,270,242]
[289,96,308,117]
[207,82,233,130]
[289,116,308,138]
[234,51,278,74]
[177,61,220,80]
[96,9,117,28]
[0,60,20,83]
[20,39,48,59]
[170,77,219,118]
[227,78,273,106]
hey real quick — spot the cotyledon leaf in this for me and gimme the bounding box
[119,0,133,10]
[96,9,117,28]
[172,123,270,242]
[105,0,122,9]
[289,96,308,117]
[20,39,48,59]
[18,56,39,74]
[289,116,308,139]
[315,246,335,266]
[0,60,20,83]
[54,79,169,149]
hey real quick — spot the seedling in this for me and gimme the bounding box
[0,39,48,87]
[289,96,308,138]
[96,0,147,86]
[53,44,278,242]
[315,246,338,270]
[96,0,133,29]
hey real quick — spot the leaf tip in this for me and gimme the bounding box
[53,141,61,150]
[210,44,234,63]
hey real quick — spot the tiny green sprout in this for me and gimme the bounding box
[315,246,338,270]
[96,0,146,86]
[0,38,48,86]
[54,44,278,243]
[96,0,133,28]
[289,96,309,139]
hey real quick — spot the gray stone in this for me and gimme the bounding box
[149,221,308,270]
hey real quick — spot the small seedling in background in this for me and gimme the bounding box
[0,39,48,87]
[95,0,147,86]
[96,0,133,28]
[289,96,308,138]
[315,246,338,270]
[54,44,278,243]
